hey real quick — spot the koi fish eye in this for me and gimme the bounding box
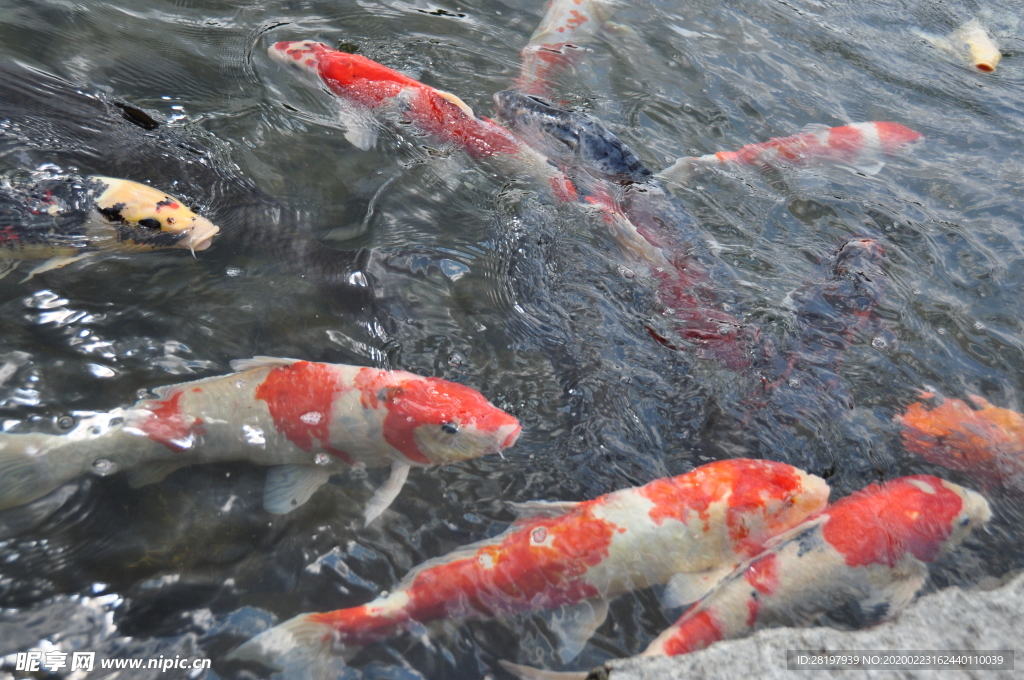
[138,218,162,229]
[441,422,459,435]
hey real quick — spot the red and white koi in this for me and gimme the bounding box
[230,459,829,668]
[658,122,924,184]
[517,0,618,96]
[0,357,520,523]
[898,392,1024,493]
[504,475,990,679]
[642,475,990,657]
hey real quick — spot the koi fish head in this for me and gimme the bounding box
[717,460,831,555]
[383,376,521,465]
[822,475,991,567]
[89,177,218,252]
[870,122,924,154]
[268,40,327,78]
[493,89,652,184]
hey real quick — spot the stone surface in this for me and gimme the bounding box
[605,573,1023,680]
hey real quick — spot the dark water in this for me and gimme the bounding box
[0,0,1022,677]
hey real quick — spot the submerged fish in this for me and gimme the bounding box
[267,41,578,200]
[504,475,990,678]
[493,90,758,369]
[517,0,618,96]
[0,173,219,281]
[919,19,1001,73]
[658,122,924,184]
[0,357,520,523]
[230,459,829,668]
[899,393,1024,492]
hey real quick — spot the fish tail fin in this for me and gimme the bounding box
[0,435,66,510]
[228,613,356,672]
[655,156,703,185]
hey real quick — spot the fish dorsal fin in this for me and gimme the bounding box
[363,460,411,526]
[660,564,737,609]
[799,123,834,134]
[263,464,334,514]
[125,460,189,488]
[398,527,517,590]
[230,356,301,372]
[761,513,830,552]
[435,90,475,118]
[508,499,580,521]
[546,597,609,662]
[498,660,587,680]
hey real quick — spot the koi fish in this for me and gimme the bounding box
[230,459,829,669]
[503,475,991,678]
[267,41,579,200]
[0,173,219,281]
[657,122,924,184]
[898,393,1024,492]
[494,89,652,185]
[0,357,520,523]
[919,19,1001,73]
[517,0,618,96]
[641,475,990,657]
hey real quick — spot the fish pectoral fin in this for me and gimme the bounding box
[846,160,887,176]
[498,660,588,680]
[229,356,301,372]
[126,460,189,488]
[661,564,737,609]
[20,253,95,282]
[263,465,334,514]
[335,107,378,151]
[545,597,609,663]
[508,499,580,521]
[363,460,411,526]
[0,260,21,281]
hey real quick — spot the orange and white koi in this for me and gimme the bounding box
[517,0,618,96]
[658,122,924,185]
[267,41,578,200]
[230,459,828,668]
[504,475,990,679]
[898,393,1024,492]
[0,174,219,281]
[0,357,520,523]
[641,475,990,657]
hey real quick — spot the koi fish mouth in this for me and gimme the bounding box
[175,216,219,252]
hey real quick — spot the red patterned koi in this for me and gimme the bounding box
[230,459,828,667]
[0,357,520,520]
[898,393,1024,492]
[642,476,990,657]
[516,0,618,96]
[659,122,923,184]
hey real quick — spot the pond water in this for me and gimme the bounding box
[0,0,1022,678]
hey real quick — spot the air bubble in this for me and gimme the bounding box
[300,411,323,425]
[788,379,801,388]
[871,336,887,349]
[314,453,331,466]
[56,415,75,429]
